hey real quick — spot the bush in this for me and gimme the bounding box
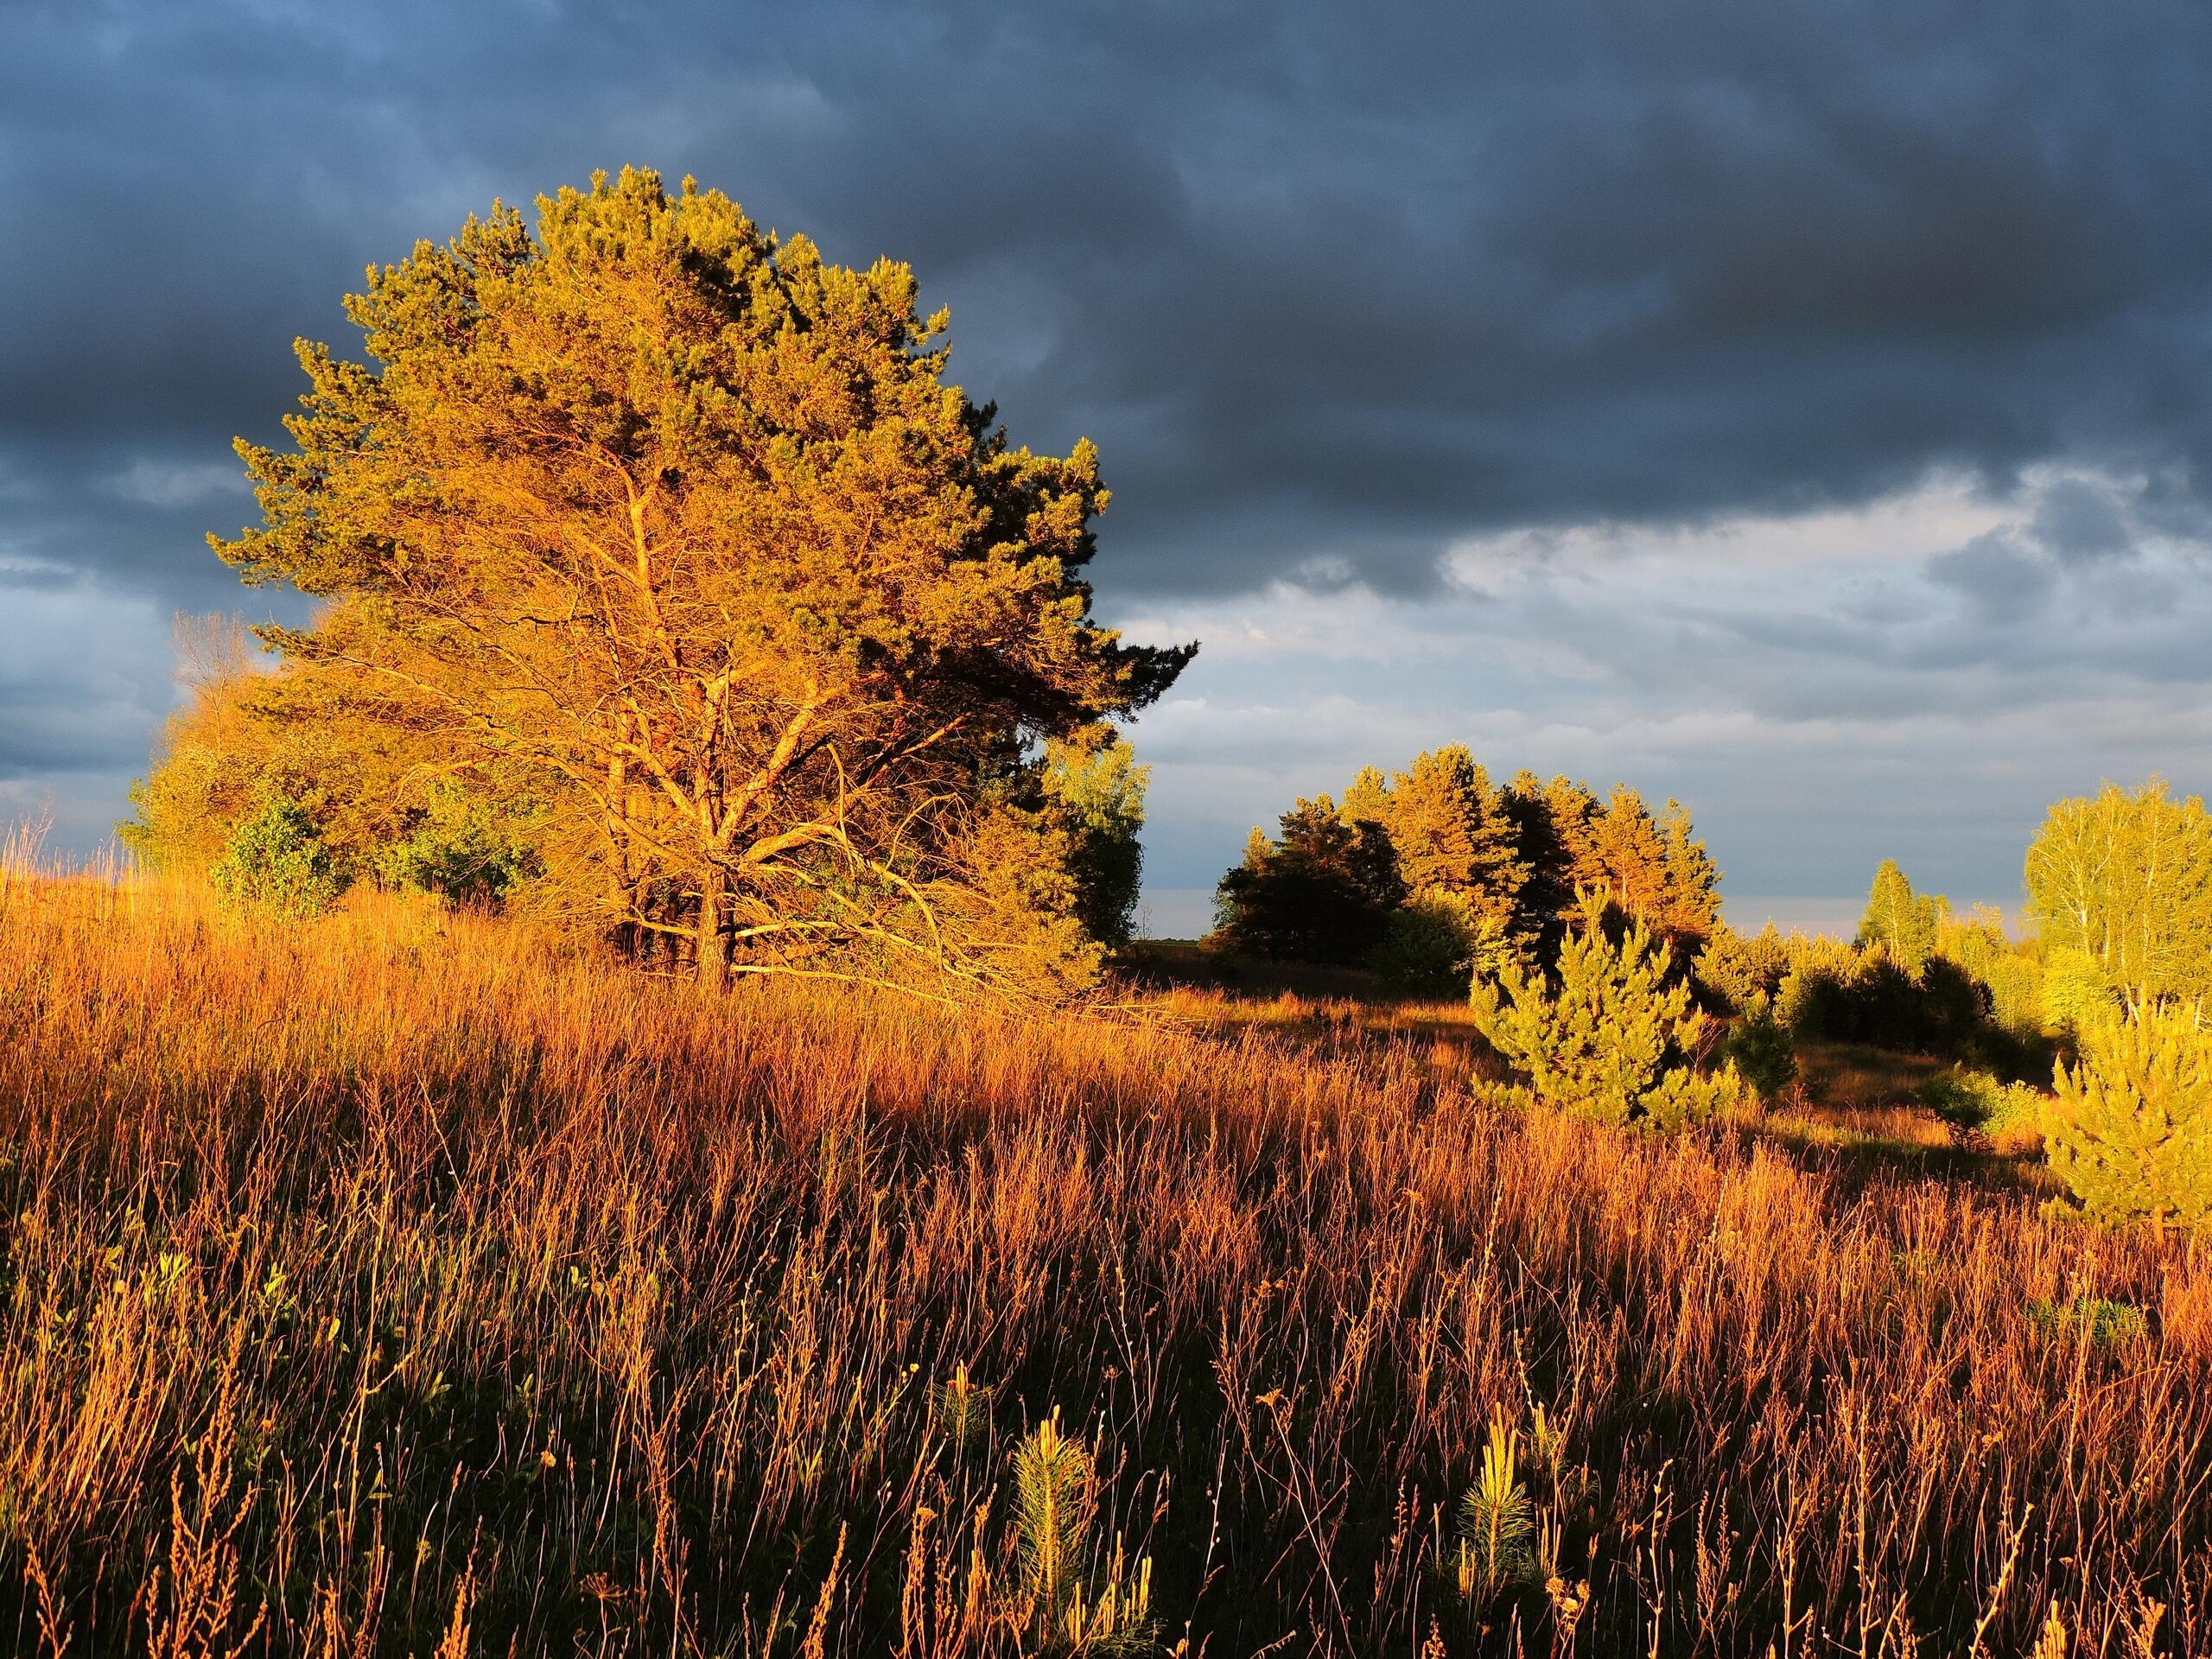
[209,799,346,915]
[1471,891,1742,1132]
[1914,1066,2044,1138]
[1723,1001,1798,1101]
[1370,895,1479,1000]
[2046,1006,2212,1228]
[1369,892,1522,1001]
[1779,942,1987,1056]
[376,789,539,909]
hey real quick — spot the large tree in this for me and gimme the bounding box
[210,169,1189,995]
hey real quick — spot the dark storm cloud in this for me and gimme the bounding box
[8,0,2212,810]
[2031,478,2133,564]
[1925,531,2058,625]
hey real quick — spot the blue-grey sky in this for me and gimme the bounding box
[6,1,2212,933]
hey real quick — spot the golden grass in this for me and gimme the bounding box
[1,867,2206,1656]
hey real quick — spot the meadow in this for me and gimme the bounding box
[1,862,2205,1657]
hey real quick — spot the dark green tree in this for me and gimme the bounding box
[1212,798,1406,964]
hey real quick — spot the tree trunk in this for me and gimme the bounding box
[696,863,728,993]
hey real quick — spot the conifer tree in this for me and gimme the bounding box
[1212,797,1405,964]
[2047,1005,2212,1228]
[1370,746,1528,931]
[1502,775,1718,956]
[1470,891,1741,1132]
[190,168,1190,995]
[1502,772,1600,950]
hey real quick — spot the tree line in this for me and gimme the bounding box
[1210,747,1718,995]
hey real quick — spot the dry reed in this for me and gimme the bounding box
[0,863,2205,1656]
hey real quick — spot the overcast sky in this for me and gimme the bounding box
[6,1,2212,934]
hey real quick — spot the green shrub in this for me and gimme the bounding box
[1914,1066,2044,1137]
[210,799,346,915]
[376,789,539,909]
[2046,1006,2212,1227]
[1722,1000,1798,1101]
[1471,890,1742,1132]
[1778,941,1986,1056]
[1370,895,1479,1000]
[1694,923,1791,1014]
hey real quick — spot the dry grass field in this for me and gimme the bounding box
[1,863,2206,1656]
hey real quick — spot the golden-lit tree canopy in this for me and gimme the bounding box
[210,168,1190,993]
[2026,779,2212,1010]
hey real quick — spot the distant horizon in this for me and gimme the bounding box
[1135,887,2026,945]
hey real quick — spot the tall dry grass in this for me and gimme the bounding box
[1,864,2207,1656]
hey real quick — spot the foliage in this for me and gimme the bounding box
[1366,889,1523,1001]
[1448,1414,1535,1605]
[1008,1414,1155,1655]
[1369,894,1479,1000]
[1695,922,1792,1014]
[1470,891,1742,1131]
[1914,1065,2044,1137]
[1500,773,1719,957]
[1042,735,1148,950]
[374,784,540,908]
[1778,941,1986,1055]
[1724,1000,1799,1101]
[1220,753,1723,979]
[2024,1295,2148,1348]
[122,615,440,878]
[206,168,1189,995]
[1211,797,1405,964]
[2026,779,2212,1008]
[1859,859,1948,974]
[1937,908,2047,1038]
[2043,946,2122,1038]
[4,869,2210,1655]
[208,799,347,915]
[2047,1005,2212,1228]
[1341,746,1526,938]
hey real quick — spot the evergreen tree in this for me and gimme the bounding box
[1502,774,1718,957]
[1470,891,1742,1132]
[1655,800,1723,945]
[1338,765,1394,830]
[1370,746,1527,931]
[179,168,1189,997]
[1502,772,1600,952]
[1212,797,1406,964]
[2047,1005,2212,1228]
